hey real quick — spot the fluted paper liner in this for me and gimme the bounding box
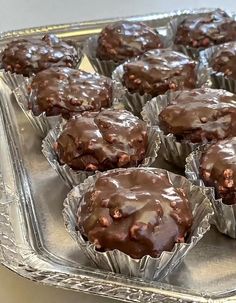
[83,34,171,78]
[199,43,236,94]
[0,45,83,91]
[141,92,210,168]
[42,122,161,188]
[185,148,236,238]
[63,167,213,280]
[167,9,235,59]
[112,55,210,117]
[13,74,125,137]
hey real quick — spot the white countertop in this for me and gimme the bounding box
[1,1,236,302]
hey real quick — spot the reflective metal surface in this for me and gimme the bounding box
[0,9,236,302]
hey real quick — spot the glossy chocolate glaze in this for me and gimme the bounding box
[211,42,236,80]
[123,49,196,97]
[79,168,193,259]
[159,88,236,143]
[200,138,236,205]
[175,9,236,48]
[2,34,79,76]
[55,109,148,171]
[29,67,113,118]
[96,21,163,62]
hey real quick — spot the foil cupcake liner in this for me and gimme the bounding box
[199,43,236,94]
[167,9,235,59]
[112,56,210,118]
[13,74,125,138]
[0,45,83,91]
[141,92,210,168]
[0,70,26,91]
[42,121,161,188]
[185,147,236,238]
[63,167,213,280]
[83,34,171,78]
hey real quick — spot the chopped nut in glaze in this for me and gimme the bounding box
[200,137,236,205]
[78,168,193,259]
[2,34,79,76]
[55,109,148,171]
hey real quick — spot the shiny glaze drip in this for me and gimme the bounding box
[211,42,236,80]
[175,9,236,48]
[2,34,79,76]
[79,168,193,259]
[200,138,236,205]
[55,109,148,171]
[97,21,163,62]
[159,88,236,143]
[29,67,113,118]
[123,49,196,96]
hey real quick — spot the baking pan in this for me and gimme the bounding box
[1,9,236,302]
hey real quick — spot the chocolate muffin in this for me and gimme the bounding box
[78,168,193,259]
[158,88,236,143]
[97,21,163,62]
[174,9,236,49]
[29,67,113,118]
[55,109,148,171]
[210,42,236,79]
[2,34,79,76]
[122,49,197,97]
[200,138,236,205]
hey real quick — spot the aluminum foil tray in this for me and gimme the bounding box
[0,9,236,302]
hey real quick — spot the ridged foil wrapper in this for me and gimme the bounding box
[13,75,125,138]
[112,55,210,117]
[167,9,235,59]
[185,147,236,238]
[199,43,236,94]
[83,34,171,78]
[42,122,161,188]
[63,167,213,280]
[141,92,210,168]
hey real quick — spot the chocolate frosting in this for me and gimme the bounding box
[210,42,236,80]
[29,67,113,118]
[175,9,236,48]
[159,88,236,143]
[79,168,193,259]
[123,49,196,96]
[200,138,236,205]
[55,109,148,171]
[2,34,79,76]
[97,21,163,62]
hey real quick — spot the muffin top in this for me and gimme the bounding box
[55,109,148,171]
[29,67,113,118]
[122,49,197,96]
[2,34,79,76]
[174,9,236,48]
[158,88,236,143]
[78,168,193,259]
[200,137,236,205]
[96,21,163,62]
[210,42,236,80]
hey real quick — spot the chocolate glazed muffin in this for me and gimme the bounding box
[97,21,163,62]
[78,169,193,259]
[158,88,236,143]
[2,34,79,76]
[29,67,113,119]
[174,9,236,49]
[122,49,197,97]
[200,138,236,205]
[210,42,236,79]
[55,109,148,171]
